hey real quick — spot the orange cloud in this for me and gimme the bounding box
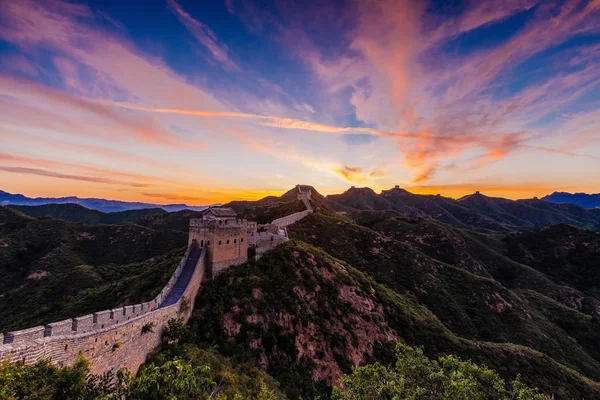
[334,166,365,182]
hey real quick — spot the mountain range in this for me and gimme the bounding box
[543,191,600,209]
[0,190,209,213]
[2,185,600,398]
[324,186,600,232]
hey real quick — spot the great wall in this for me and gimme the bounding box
[0,186,312,375]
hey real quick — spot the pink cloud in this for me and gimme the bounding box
[0,75,205,150]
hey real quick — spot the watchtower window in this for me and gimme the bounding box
[241,238,244,242]
[207,240,210,246]
[200,240,204,247]
[226,239,230,244]
[218,240,222,245]
[234,238,237,243]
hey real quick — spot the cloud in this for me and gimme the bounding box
[0,166,151,187]
[167,0,239,70]
[277,0,600,183]
[0,75,206,149]
[0,153,174,187]
[369,166,386,179]
[334,165,364,182]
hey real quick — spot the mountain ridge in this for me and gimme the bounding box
[326,186,600,232]
[543,191,600,209]
[0,190,210,213]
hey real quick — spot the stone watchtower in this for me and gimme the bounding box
[296,185,313,211]
[188,207,248,278]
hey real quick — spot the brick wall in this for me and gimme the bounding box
[0,246,205,376]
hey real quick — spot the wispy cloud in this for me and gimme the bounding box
[167,0,239,70]
[0,166,151,187]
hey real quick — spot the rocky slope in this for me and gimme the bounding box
[191,240,600,399]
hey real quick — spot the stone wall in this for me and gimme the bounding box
[271,209,312,228]
[248,231,289,258]
[0,246,205,376]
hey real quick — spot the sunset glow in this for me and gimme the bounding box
[1,0,599,203]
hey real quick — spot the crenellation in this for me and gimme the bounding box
[3,326,45,344]
[0,190,307,375]
[73,315,94,333]
[110,309,121,324]
[123,306,134,319]
[45,319,74,337]
[94,310,114,329]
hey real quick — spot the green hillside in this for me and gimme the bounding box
[8,204,168,225]
[190,240,600,399]
[326,186,600,232]
[2,188,600,399]
[0,207,187,331]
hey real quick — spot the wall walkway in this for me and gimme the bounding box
[0,245,206,376]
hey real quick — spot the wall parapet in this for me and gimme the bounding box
[0,245,204,375]
[271,209,312,228]
[189,218,248,229]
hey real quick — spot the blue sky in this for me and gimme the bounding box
[0,0,598,203]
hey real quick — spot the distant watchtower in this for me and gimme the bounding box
[296,185,313,211]
[188,207,248,278]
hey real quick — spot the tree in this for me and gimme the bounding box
[163,318,191,343]
[332,343,548,400]
[114,359,214,400]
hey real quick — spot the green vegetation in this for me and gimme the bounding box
[332,343,545,400]
[2,187,600,400]
[0,346,284,400]
[0,207,186,331]
[7,204,203,232]
[325,186,600,231]
[232,200,306,225]
[8,204,167,225]
[190,240,600,399]
[288,212,600,384]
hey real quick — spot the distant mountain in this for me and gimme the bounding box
[543,191,600,209]
[0,190,209,213]
[325,186,600,232]
[8,203,205,233]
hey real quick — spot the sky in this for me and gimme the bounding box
[0,0,599,204]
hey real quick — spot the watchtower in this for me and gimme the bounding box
[189,207,248,278]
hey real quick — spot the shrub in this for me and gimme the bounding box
[332,342,548,400]
[141,322,155,334]
[163,318,190,343]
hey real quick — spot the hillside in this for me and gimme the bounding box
[326,186,600,232]
[3,186,600,399]
[8,203,168,224]
[285,212,600,393]
[226,185,322,224]
[0,207,187,331]
[6,204,204,232]
[191,240,600,399]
